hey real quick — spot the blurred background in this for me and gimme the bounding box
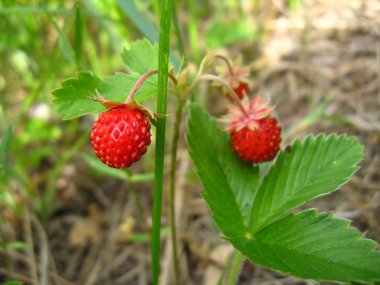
[0,0,379,284]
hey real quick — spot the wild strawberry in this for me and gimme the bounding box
[223,97,281,163]
[91,104,151,169]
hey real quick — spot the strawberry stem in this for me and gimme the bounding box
[214,54,235,76]
[193,74,249,117]
[126,69,178,104]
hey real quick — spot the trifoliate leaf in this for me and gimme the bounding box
[250,134,364,233]
[187,103,259,237]
[230,209,380,284]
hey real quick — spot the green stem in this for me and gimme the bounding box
[190,74,249,117]
[214,54,235,75]
[169,98,185,285]
[152,0,173,284]
[227,251,244,285]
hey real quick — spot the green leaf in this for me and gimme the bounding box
[82,154,154,182]
[7,241,27,250]
[187,103,259,237]
[229,209,380,284]
[122,39,159,74]
[52,72,157,120]
[250,134,364,233]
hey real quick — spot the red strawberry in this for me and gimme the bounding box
[223,97,281,163]
[231,116,281,163]
[91,104,151,168]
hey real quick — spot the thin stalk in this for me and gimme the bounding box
[152,1,173,285]
[227,251,244,285]
[189,74,248,116]
[168,98,185,285]
[126,69,158,103]
[214,54,235,75]
[126,69,177,104]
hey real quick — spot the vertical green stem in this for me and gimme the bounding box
[152,0,173,284]
[227,251,244,285]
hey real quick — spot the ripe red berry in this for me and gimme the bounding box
[91,105,151,168]
[223,96,281,164]
[231,116,281,163]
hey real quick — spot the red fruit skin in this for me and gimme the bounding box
[91,106,151,168]
[226,81,249,100]
[230,116,281,163]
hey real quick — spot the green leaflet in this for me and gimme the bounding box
[52,72,156,120]
[250,134,364,233]
[229,209,380,284]
[53,39,161,120]
[187,103,259,236]
[122,39,159,74]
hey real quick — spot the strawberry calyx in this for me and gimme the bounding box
[216,57,251,100]
[91,94,157,126]
[222,96,274,132]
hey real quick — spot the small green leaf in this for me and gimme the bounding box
[229,209,380,284]
[187,103,259,237]
[250,134,364,233]
[122,39,159,74]
[52,72,157,120]
[83,154,129,180]
[83,154,155,182]
[7,241,27,250]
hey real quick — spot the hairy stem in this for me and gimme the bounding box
[152,0,173,284]
[214,54,235,75]
[126,69,178,104]
[126,69,158,103]
[190,74,248,116]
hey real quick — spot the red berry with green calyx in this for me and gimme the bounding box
[223,97,281,163]
[91,104,151,169]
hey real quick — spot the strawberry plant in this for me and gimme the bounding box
[51,4,380,285]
